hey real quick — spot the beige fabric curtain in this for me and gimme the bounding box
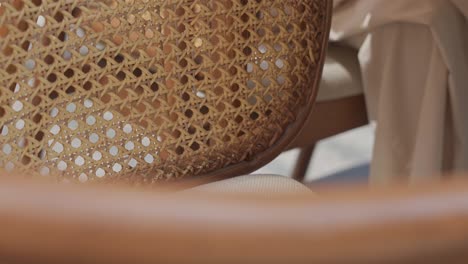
[330,0,468,184]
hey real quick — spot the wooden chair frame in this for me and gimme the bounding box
[1,178,467,263]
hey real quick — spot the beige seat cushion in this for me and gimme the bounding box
[190,175,311,194]
[317,44,364,102]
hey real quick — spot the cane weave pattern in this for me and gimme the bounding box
[0,0,328,184]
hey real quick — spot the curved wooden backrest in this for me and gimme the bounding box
[0,0,332,185]
[1,178,468,263]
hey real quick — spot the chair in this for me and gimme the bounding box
[289,43,369,181]
[0,0,332,187]
[1,177,468,263]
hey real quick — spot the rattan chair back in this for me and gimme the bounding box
[0,0,331,184]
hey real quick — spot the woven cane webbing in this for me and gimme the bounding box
[0,0,329,184]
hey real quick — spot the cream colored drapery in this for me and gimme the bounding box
[330,0,468,184]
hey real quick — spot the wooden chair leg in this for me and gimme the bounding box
[292,144,316,182]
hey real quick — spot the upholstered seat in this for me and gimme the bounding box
[190,174,311,194]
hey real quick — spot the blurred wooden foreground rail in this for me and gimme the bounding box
[1,178,468,263]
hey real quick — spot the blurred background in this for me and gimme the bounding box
[255,124,375,185]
